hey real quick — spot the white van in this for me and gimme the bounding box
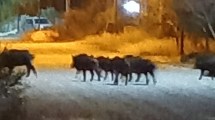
[24,16,53,30]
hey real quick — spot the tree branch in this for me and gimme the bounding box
[207,23,215,39]
[184,0,215,39]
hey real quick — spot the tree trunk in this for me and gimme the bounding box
[180,30,185,55]
[37,0,41,30]
[205,37,210,51]
[38,14,41,30]
[7,24,10,32]
[17,15,21,33]
[175,36,179,50]
[175,26,180,51]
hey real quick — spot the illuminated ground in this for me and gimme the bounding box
[0,32,215,119]
[21,66,215,120]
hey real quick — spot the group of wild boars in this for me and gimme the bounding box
[98,55,157,85]
[71,54,157,85]
[124,55,157,85]
[0,47,37,77]
[70,54,129,85]
[70,54,101,82]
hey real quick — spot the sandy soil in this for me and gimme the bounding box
[19,66,215,120]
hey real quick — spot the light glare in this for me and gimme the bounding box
[123,1,140,13]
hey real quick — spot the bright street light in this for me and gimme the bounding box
[122,0,140,13]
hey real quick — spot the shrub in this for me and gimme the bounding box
[0,70,27,120]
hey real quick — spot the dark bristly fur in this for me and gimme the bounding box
[111,56,130,85]
[194,53,215,80]
[0,47,37,77]
[71,54,101,82]
[124,55,157,85]
[95,56,114,81]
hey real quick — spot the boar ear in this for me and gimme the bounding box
[4,42,8,50]
[3,46,8,52]
[90,55,94,58]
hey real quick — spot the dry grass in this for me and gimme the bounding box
[80,30,178,56]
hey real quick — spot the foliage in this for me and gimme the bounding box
[13,0,38,16]
[141,0,178,38]
[58,0,113,39]
[0,0,38,25]
[0,0,16,24]
[0,69,26,96]
[41,7,60,24]
[140,0,161,36]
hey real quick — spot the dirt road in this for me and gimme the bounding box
[19,66,215,120]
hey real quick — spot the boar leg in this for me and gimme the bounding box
[149,71,156,85]
[199,69,204,80]
[8,67,14,76]
[128,73,132,82]
[90,70,94,82]
[144,73,149,85]
[104,71,108,80]
[30,65,37,78]
[113,72,119,85]
[83,70,87,82]
[135,73,141,82]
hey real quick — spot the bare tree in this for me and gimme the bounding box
[144,0,182,54]
[173,0,215,51]
[160,0,181,49]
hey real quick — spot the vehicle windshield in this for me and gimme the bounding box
[34,19,49,24]
[26,19,33,24]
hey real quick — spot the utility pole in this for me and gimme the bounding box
[158,0,163,37]
[138,0,143,25]
[113,0,123,33]
[66,0,71,13]
[142,0,148,16]
[113,0,118,25]
[158,0,163,24]
[37,0,41,30]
